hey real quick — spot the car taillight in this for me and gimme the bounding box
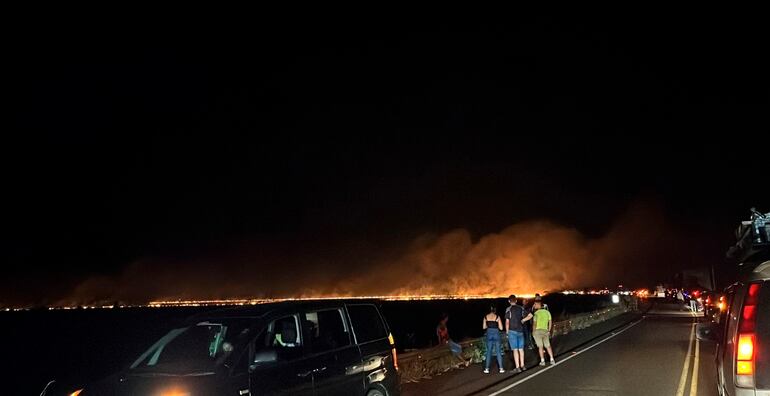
[388,332,399,371]
[736,283,761,387]
[737,334,754,361]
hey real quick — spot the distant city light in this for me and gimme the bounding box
[2,293,543,310]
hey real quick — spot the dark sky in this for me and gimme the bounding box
[4,15,768,305]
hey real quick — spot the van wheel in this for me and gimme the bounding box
[367,389,385,396]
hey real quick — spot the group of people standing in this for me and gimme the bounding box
[483,294,555,374]
[437,294,557,375]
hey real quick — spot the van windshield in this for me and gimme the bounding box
[130,320,252,373]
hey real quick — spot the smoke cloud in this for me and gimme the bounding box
[58,201,694,305]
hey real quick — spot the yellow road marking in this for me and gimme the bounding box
[676,322,695,396]
[689,336,699,396]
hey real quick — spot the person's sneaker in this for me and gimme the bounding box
[514,367,522,373]
[483,368,490,374]
[521,366,527,371]
[550,359,556,365]
[539,360,546,366]
[499,368,505,374]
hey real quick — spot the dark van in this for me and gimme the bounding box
[700,260,770,396]
[698,209,770,395]
[51,300,400,396]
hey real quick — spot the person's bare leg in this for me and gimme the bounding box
[513,349,520,368]
[538,345,544,361]
[546,346,554,361]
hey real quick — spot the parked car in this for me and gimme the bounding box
[700,290,722,320]
[44,300,401,396]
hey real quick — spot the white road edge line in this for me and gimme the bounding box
[487,317,646,396]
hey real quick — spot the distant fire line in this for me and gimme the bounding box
[3,288,650,311]
[3,294,531,311]
[144,294,530,307]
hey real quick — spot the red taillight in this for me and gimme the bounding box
[741,305,756,323]
[388,333,399,371]
[736,282,762,386]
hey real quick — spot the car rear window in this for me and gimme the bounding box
[348,304,387,344]
[756,280,770,389]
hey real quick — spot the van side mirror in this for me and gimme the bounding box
[249,349,278,371]
[696,322,720,342]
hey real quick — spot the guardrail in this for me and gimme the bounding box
[399,297,638,383]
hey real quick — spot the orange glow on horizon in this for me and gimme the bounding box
[143,293,539,307]
[26,293,543,310]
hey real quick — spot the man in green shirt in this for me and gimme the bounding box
[532,301,555,365]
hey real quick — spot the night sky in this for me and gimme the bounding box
[5,15,768,306]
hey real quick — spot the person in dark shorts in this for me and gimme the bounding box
[437,313,470,367]
[482,305,504,374]
[506,294,533,372]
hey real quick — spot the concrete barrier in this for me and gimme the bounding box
[399,297,638,383]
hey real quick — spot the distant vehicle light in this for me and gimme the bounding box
[611,294,620,304]
[69,390,83,396]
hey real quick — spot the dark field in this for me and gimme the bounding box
[1,294,613,395]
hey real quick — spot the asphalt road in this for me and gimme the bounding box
[403,302,718,396]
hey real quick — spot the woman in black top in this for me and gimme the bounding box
[482,305,504,373]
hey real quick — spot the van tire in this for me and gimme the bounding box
[367,389,385,396]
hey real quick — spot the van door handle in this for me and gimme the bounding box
[297,367,327,377]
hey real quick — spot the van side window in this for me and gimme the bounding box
[347,304,387,343]
[270,316,301,348]
[256,314,303,362]
[304,309,351,354]
[725,286,743,345]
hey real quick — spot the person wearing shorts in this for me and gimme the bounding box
[437,313,470,368]
[532,301,555,365]
[505,294,532,372]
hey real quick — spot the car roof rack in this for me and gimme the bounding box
[727,208,770,266]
